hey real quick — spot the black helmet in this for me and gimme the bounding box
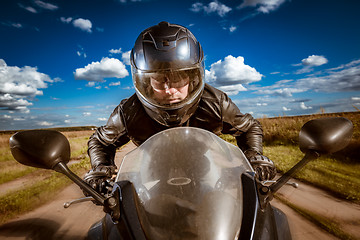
[130,21,205,127]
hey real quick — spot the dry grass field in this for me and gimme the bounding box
[222,111,360,202]
[0,129,93,224]
[0,112,359,224]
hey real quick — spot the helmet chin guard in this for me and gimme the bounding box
[137,85,203,126]
[130,21,205,127]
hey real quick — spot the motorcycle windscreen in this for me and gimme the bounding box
[116,127,253,240]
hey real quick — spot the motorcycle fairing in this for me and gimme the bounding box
[87,181,147,240]
[89,127,291,240]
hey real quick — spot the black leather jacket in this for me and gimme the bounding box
[88,84,263,169]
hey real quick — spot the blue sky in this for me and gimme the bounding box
[1,0,360,130]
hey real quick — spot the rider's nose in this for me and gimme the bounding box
[165,87,177,94]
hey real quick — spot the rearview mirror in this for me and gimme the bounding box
[299,117,353,154]
[9,130,70,169]
[270,117,353,196]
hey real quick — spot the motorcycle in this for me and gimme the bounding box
[9,117,353,240]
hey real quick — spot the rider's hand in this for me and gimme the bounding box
[83,165,116,197]
[245,151,276,181]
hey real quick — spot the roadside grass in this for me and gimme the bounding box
[0,163,36,185]
[258,112,360,145]
[0,157,91,224]
[275,194,357,240]
[220,134,360,202]
[258,112,360,162]
[0,130,92,224]
[264,145,360,202]
[0,131,91,185]
[221,111,360,202]
[0,134,13,163]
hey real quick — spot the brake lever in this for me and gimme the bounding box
[64,177,116,208]
[64,196,94,208]
[262,180,299,188]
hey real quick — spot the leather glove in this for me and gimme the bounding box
[245,151,276,181]
[83,165,117,197]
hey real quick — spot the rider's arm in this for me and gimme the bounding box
[220,93,276,181]
[88,103,130,169]
[220,93,263,155]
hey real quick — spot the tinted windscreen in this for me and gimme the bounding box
[116,127,252,240]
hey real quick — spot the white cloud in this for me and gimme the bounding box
[83,112,91,117]
[238,0,287,13]
[18,4,38,13]
[14,117,26,121]
[351,97,360,101]
[0,94,33,109]
[98,117,107,121]
[328,59,360,71]
[60,17,72,23]
[256,103,268,106]
[34,1,59,11]
[256,88,303,97]
[253,59,360,97]
[233,96,290,118]
[282,106,291,111]
[301,55,328,66]
[11,23,23,28]
[218,84,247,95]
[74,57,129,82]
[0,59,59,112]
[76,45,87,58]
[206,55,262,92]
[190,3,206,12]
[294,55,328,74]
[86,82,95,87]
[108,48,131,65]
[73,18,92,33]
[38,121,54,126]
[300,102,312,110]
[190,1,232,17]
[122,50,131,65]
[229,26,237,32]
[109,48,122,54]
[77,51,87,58]
[109,81,121,86]
[295,59,360,92]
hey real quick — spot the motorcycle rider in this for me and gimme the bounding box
[84,21,276,195]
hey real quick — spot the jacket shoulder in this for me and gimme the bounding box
[100,94,140,139]
[202,83,226,100]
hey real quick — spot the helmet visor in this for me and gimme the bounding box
[133,67,204,108]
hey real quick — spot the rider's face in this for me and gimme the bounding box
[150,75,189,105]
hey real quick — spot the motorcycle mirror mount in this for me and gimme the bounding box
[9,130,107,206]
[265,117,353,202]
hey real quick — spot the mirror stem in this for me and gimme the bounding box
[53,162,106,205]
[270,150,319,194]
